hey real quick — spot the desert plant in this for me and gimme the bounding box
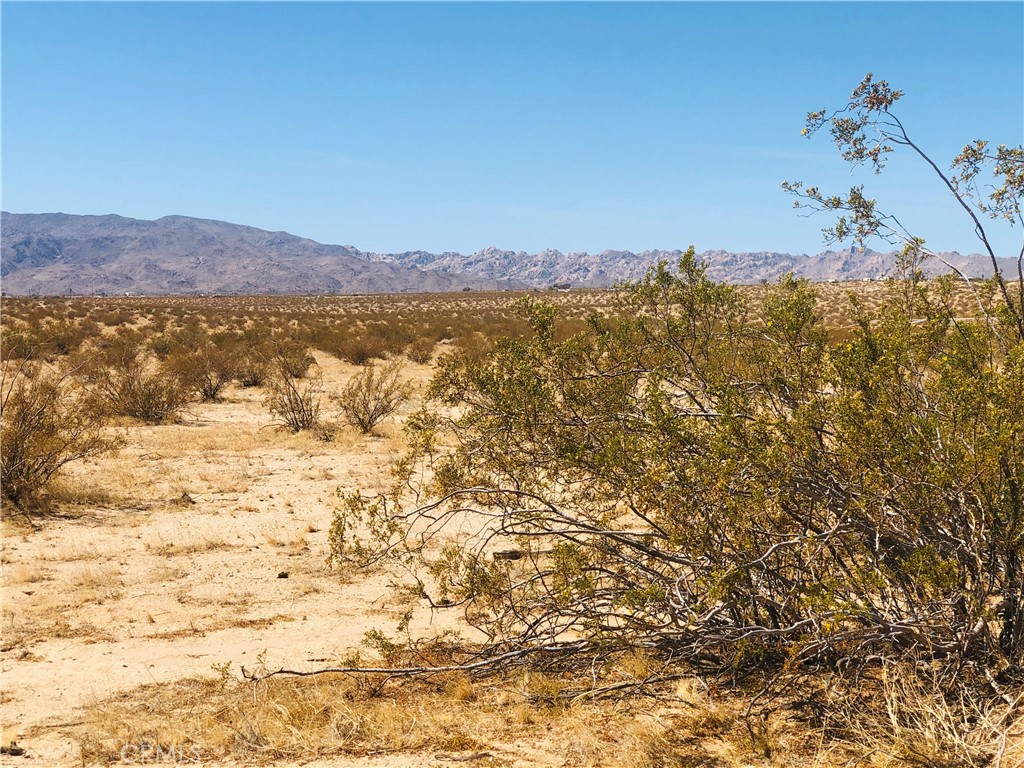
[86,340,192,424]
[334,334,387,366]
[405,337,436,364]
[165,332,240,402]
[323,76,1024,701]
[1,359,116,509]
[328,258,1023,694]
[783,71,1023,340]
[265,358,322,433]
[827,663,1024,768]
[336,360,411,435]
[233,326,273,388]
[271,338,316,379]
[236,350,270,388]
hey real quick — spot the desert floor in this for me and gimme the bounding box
[2,353,458,766]
[4,284,1011,767]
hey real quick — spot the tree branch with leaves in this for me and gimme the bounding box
[782,72,1024,340]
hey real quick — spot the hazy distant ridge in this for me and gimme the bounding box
[365,245,1017,287]
[1,212,1013,296]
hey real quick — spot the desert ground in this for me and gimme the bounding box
[1,284,1018,767]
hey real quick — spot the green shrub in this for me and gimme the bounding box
[333,258,1024,689]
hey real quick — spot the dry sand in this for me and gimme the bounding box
[1,355,511,766]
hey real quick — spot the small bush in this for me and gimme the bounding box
[265,360,322,433]
[272,339,316,379]
[336,360,411,434]
[236,350,270,388]
[86,341,191,424]
[1,360,116,509]
[165,333,240,402]
[236,328,273,388]
[405,337,436,364]
[335,335,387,366]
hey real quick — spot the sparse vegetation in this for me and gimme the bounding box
[165,330,240,402]
[336,359,412,434]
[1,76,1020,767]
[2,280,1020,766]
[83,339,192,424]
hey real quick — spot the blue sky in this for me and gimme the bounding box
[3,2,1022,255]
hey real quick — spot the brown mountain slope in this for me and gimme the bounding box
[0,213,516,295]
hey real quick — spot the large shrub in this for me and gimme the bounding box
[332,255,1023,691]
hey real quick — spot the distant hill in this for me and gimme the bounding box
[0,213,516,296]
[1,212,1014,296]
[365,245,1018,288]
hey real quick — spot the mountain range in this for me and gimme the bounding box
[1,212,1014,296]
[367,245,1016,287]
[0,212,514,296]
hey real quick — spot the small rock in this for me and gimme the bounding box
[277,571,289,579]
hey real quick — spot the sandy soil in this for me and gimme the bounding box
[1,355,506,766]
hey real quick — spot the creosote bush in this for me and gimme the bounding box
[336,360,412,435]
[325,76,1024,708]
[1,359,117,509]
[271,339,316,379]
[236,345,271,388]
[332,256,1023,700]
[265,350,323,433]
[165,332,241,402]
[85,340,192,424]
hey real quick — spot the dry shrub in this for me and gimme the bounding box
[334,334,387,366]
[0,359,116,509]
[85,341,191,424]
[405,337,436,364]
[272,338,316,379]
[236,346,271,388]
[265,357,322,433]
[336,359,411,434]
[164,335,240,402]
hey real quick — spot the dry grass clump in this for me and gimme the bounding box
[822,666,1024,768]
[72,671,759,767]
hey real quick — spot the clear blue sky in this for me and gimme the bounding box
[3,2,1022,256]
